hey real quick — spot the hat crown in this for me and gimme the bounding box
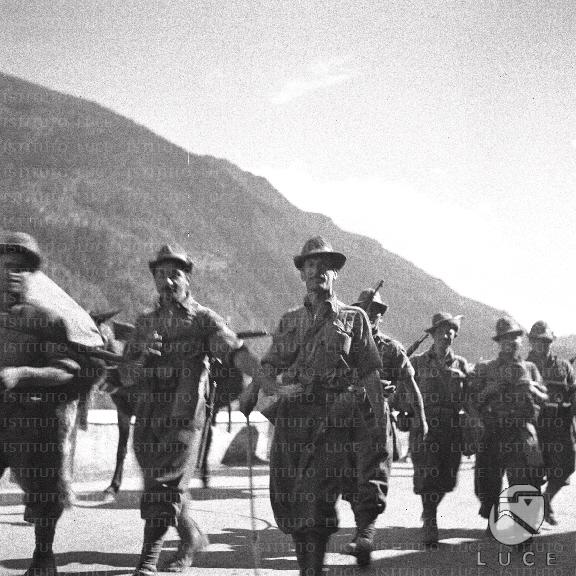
[494,317,523,339]
[300,236,334,256]
[149,243,193,272]
[528,320,554,340]
[425,312,462,333]
[431,312,453,326]
[356,289,384,306]
[156,244,183,259]
[293,236,346,270]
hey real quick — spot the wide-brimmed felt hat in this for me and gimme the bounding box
[425,312,463,334]
[353,289,388,315]
[293,236,346,270]
[493,317,524,341]
[528,320,555,342]
[0,231,42,270]
[149,244,193,273]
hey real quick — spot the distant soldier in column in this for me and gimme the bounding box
[241,237,385,576]
[471,318,548,524]
[119,244,264,576]
[527,320,576,525]
[410,313,470,546]
[342,288,427,563]
[0,232,104,576]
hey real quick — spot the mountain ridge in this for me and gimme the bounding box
[0,71,553,362]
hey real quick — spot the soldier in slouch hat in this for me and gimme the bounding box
[471,318,548,525]
[120,243,264,575]
[341,288,427,563]
[244,237,385,575]
[410,312,470,546]
[527,320,576,525]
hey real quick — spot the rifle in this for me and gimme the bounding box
[406,333,429,357]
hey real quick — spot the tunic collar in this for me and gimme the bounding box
[304,293,340,317]
[155,292,199,314]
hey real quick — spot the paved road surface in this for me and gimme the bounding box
[2,460,575,575]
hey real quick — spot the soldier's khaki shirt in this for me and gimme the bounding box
[471,353,543,424]
[123,294,243,427]
[411,347,470,413]
[262,294,381,391]
[526,352,575,411]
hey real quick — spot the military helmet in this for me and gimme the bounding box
[0,231,42,271]
[425,312,463,334]
[493,317,524,341]
[352,289,388,315]
[293,236,346,270]
[148,244,193,273]
[528,320,555,342]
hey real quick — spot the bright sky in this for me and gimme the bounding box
[2,0,576,334]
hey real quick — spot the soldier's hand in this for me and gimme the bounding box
[519,379,548,402]
[380,379,396,398]
[0,367,25,390]
[145,331,163,357]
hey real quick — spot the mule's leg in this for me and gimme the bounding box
[200,425,212,489]
[104,407,131,497]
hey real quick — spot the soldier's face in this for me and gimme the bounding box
[367,309,383,328]
[0,253,34,296]
[499,334,522,355]
[300,256,337,294]
[529,338,551,356]
[432,323,457,350]
[153,261,190,302]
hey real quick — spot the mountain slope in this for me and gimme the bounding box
[0,72,508,361]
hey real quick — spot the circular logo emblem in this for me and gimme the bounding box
[488,484,544,545]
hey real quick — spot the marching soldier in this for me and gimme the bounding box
[410,313,470,546]
[119,244,264,575]
[0,232,104,576]
[471,318,548,523]
[241,237,384,576]
[527,320,576,525]
[342,289,427,563]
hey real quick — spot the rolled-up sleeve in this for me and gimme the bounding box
[201,310,244,363]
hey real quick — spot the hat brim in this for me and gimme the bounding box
[425,317,462,334]
[528,334,555,342]
[0,244,41,270]
[493,329,524,342]
[149,257,193,273]
[352,300,388,315]
[294,251,346,271]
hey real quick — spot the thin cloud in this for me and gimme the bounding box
[270,61,356,104]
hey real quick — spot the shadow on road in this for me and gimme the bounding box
[3,524,575,575]
[2,551,139,575]
[72,486,257,510]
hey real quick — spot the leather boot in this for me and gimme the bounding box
[23,551,58,576]
[292,534,308,573]
[24,521,58,576]
[421,495,438,547]
[342,521,375,567]
[306,533,328,576]
[543,486,560,526]
[165,502,209,572]
[133,521,169,576]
